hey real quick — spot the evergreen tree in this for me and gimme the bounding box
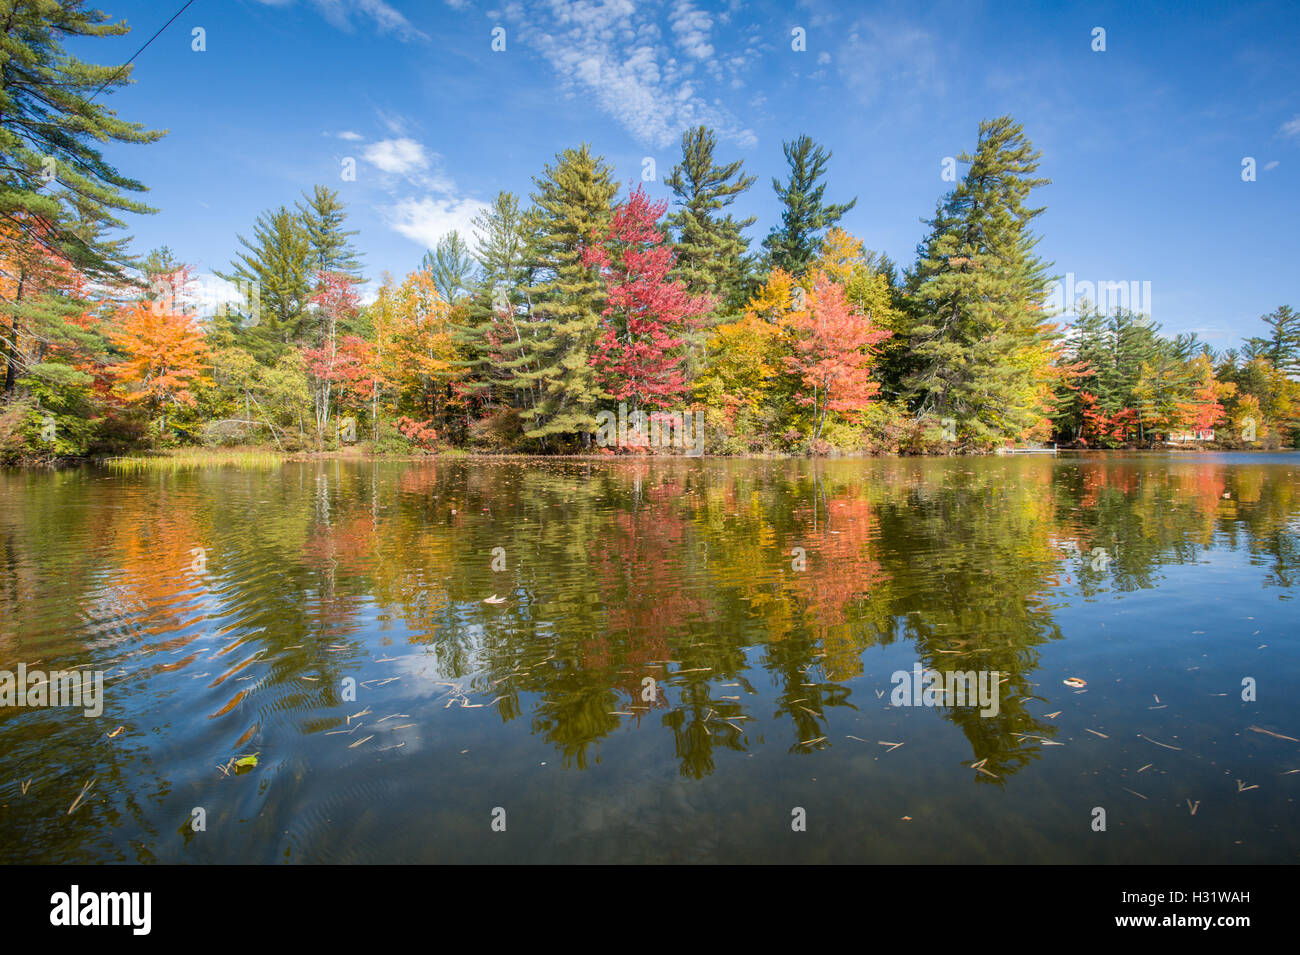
[761,135,856,276]
[218,206,314,361]
[1249,305,1300,377]
[296,185,363,280]
[1,0,164,394]
[663,126,756,309]
[516,145,617,448]
[422,230,477,304]
[456,191,538,412]
[903,116,1056,446]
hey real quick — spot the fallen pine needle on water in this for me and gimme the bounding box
[1122,787,1148,800]
[1140,734,1182,751]
[1236,780,1259,793]
[67,777,96,815]
[1137,763,1153,773]
[107,726,124,738]
[1248,725,1299,742]
[1085,729,1109,738]
[878,741,904,752]
[1187,799,1200,815]
[349,735,374,748]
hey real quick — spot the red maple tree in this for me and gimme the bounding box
[583,183,711,411]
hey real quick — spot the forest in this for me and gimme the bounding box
[2,4,1298,464]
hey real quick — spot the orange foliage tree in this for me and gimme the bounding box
[110,299,210,432]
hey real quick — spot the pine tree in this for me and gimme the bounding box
[0,0,164,395]
[422,231,477,304]
[761,136,856,276]
[218,207,314,361]
[455,192,538,415]
[516,145,617,448]
[1250,305,1300,377]
[903,116,1056,447]
[296,185,363,280]
[663,126,755,309]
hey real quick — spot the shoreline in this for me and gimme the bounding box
[5,443,1294,470]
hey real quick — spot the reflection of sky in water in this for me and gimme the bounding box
[0,454,1297,863]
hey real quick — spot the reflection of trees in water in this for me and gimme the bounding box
[0,455,1297,829]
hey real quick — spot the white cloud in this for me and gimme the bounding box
[1263,160,1280,171]
[837,21,940,105]
[500,0,753,149]
[384,196,490,250]
[1280,115,1300,140]
[336,130,364,141]
[251,0,428,41]
[670,0,714,60]
[360,134,487,251]
[363,137,430,175]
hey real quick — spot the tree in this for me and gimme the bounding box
[297,185,363,280]
[0,0,163,282]
[903,116,1057,447]
[219,206,314,359]
[373,268,461,434]
[1174,353,1231,437]
[584,184,711,411]
[455,191,539,414]
[664,126,756,309]
[761,136,856,276]
[109,301,210,434]
[517,144,617,447]
[784,271,890,442]
[422,231,477,304]
[0,2,163,397]
[1249,305,1300,378]
[300,271,360,440]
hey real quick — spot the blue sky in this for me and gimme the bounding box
[73,0,1299,347]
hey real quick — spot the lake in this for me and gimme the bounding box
[1,453,1297,863]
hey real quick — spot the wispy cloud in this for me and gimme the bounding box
[252,0,428,41]
[836,20,941,106]
[498,0,756,149]
[670,0,714,61]
[1280,115,1300,140]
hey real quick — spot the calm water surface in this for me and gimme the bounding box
[1,454,1297,863]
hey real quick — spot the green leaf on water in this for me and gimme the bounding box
[233,754,259,771]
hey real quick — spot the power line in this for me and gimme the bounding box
[89,0,200,102]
